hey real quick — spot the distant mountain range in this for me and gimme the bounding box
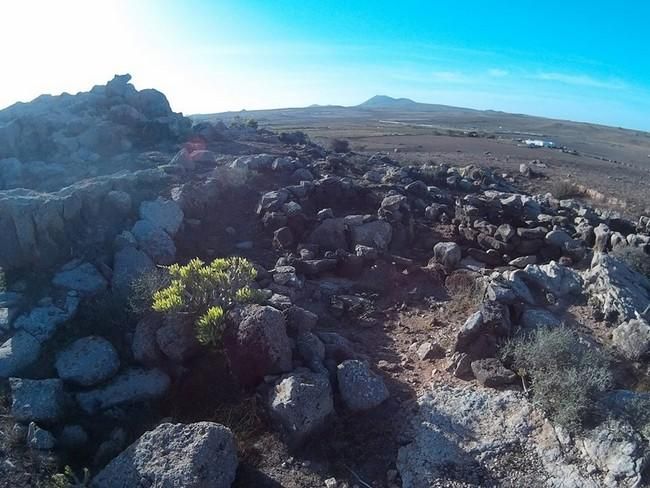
[357,95,420,109]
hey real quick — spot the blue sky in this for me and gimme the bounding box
[2,1,650,129]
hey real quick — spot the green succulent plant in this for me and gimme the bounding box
[152,257,263,346]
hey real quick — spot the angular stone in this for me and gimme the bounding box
[612,319,650,361]
[75,368,170,415]
[10,378,65,422]
[55,336,120,386]
[0,331,41,378]
[268,370,334,447]
[337,360,389,411]
[433,242,462,270]
[224,305,292,386]
[52,262,108,296]
[131,219,176,265]
[92,422,238,488]
[471,358,517,387]
[139,197,184,236]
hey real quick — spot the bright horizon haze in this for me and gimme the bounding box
[2,1,650,130]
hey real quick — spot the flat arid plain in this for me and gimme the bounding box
[197,96,650,217]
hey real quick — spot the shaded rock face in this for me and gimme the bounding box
[0,168,167,271]
[92,422,238,488]
[54,336,120,386]
[224,305,293,386]
[0,331,42,378]
[75,368,170,415]
[10,378,65,423]
[349,220,392,251]
[52,262,107,296]
[268,369,334,448]
[111,246,156,295]
[0,74,190,163]
[308,218,348,251]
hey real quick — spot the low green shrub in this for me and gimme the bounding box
[500,327,612,432]
[152,257,263,346]
[612,246,650,279]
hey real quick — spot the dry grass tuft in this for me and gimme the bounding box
[443,271,485,316]
[551,180,584,199]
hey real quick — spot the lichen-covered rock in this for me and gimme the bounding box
[268,370,334,447]
[92,422,238,488]
[337,360,389,411]
[55,336,120,386]
[397,384,537,488]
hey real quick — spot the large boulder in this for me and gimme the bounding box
[92,422,238,488]
[224,305,292,386]
[55,336,120,386]
[268,369,334,447]
[336,360,389,411]
[75,368,170,415]
[579,419,648,488]
[10,378,65,422]
[397,384,537,487]
[612,319,650,361]
[583,253,650,324]
[523,260,583,297]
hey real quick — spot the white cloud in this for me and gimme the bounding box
[430,71,468,83]
[534,72,625,89]
[487,68,509,77]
